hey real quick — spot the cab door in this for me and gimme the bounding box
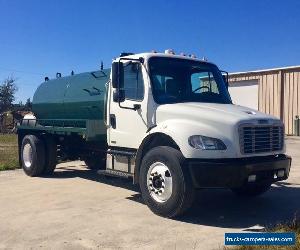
[107,62,148,149]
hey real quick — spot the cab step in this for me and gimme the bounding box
[97,169,133,179]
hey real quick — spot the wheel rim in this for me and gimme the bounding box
[23,143,33,168]
[147,162,172,203]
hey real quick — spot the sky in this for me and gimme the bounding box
[0,0,300,103]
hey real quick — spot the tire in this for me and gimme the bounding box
[42,137,57,175]
[231,183,271,197]
[139,146,195,218]
[84,155,106,170]
[21,135,46,177]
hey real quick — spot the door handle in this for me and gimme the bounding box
[110,114,116,129]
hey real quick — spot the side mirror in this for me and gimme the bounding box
[113,89,125,103]
[111,62,124,89]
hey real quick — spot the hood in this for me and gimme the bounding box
[154,102,283,159]
[156,102,279,126]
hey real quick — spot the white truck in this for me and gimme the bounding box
[18,50,291,218]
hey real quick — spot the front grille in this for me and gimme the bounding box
[240,125,284,154]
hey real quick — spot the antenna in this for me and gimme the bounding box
[100,61,103,70]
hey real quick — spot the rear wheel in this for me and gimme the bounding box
[42,137,57,175]
[231,183,271,197]
[21,135,46,177]
[139,146,195,218]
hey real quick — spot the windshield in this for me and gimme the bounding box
[148,57,232,104]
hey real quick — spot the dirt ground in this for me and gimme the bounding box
[0,138,299,250]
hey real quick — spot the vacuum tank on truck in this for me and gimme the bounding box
[17,50,292,218]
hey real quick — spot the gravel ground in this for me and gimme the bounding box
[0,138,299,250]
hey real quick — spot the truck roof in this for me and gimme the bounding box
[117,52,216,66]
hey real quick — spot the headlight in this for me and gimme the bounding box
[188,135,226,150]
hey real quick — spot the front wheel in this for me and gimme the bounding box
[139,146,195,218]
[231,183,271,197]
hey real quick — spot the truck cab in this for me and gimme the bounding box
[18,51,291,218]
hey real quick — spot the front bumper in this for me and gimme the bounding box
[187,154,291,188]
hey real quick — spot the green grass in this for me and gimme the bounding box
[0,134,19,171]
[225,217,300,250]
[0,134,17,144]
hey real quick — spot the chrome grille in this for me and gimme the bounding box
[240,125,284,154]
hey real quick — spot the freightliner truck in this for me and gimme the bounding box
[17,50,291,217]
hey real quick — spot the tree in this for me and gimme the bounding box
[25,98,32,110]
[0,76,18,113]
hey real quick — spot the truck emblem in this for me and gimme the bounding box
[244,110,256,115]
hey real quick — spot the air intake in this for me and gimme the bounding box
[239,124,284,154]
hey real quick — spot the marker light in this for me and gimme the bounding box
[165,49,175,55]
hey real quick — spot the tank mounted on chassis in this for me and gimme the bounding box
[17,50,291,217]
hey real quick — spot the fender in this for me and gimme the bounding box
[147,119,237,159]
[133,118,236,184]
[134,131,179,184]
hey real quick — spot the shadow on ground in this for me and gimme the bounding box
[177,182,300,229]
[45,165,300,230]
[42,165,139,192]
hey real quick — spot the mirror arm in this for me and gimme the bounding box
[118,101,137,111]
[220,70,229,88]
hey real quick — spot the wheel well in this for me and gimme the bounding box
[134,133,180,184]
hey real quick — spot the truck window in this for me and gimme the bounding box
[149,57,231,104]
[191,71,219,94]
[123,63,144,101]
